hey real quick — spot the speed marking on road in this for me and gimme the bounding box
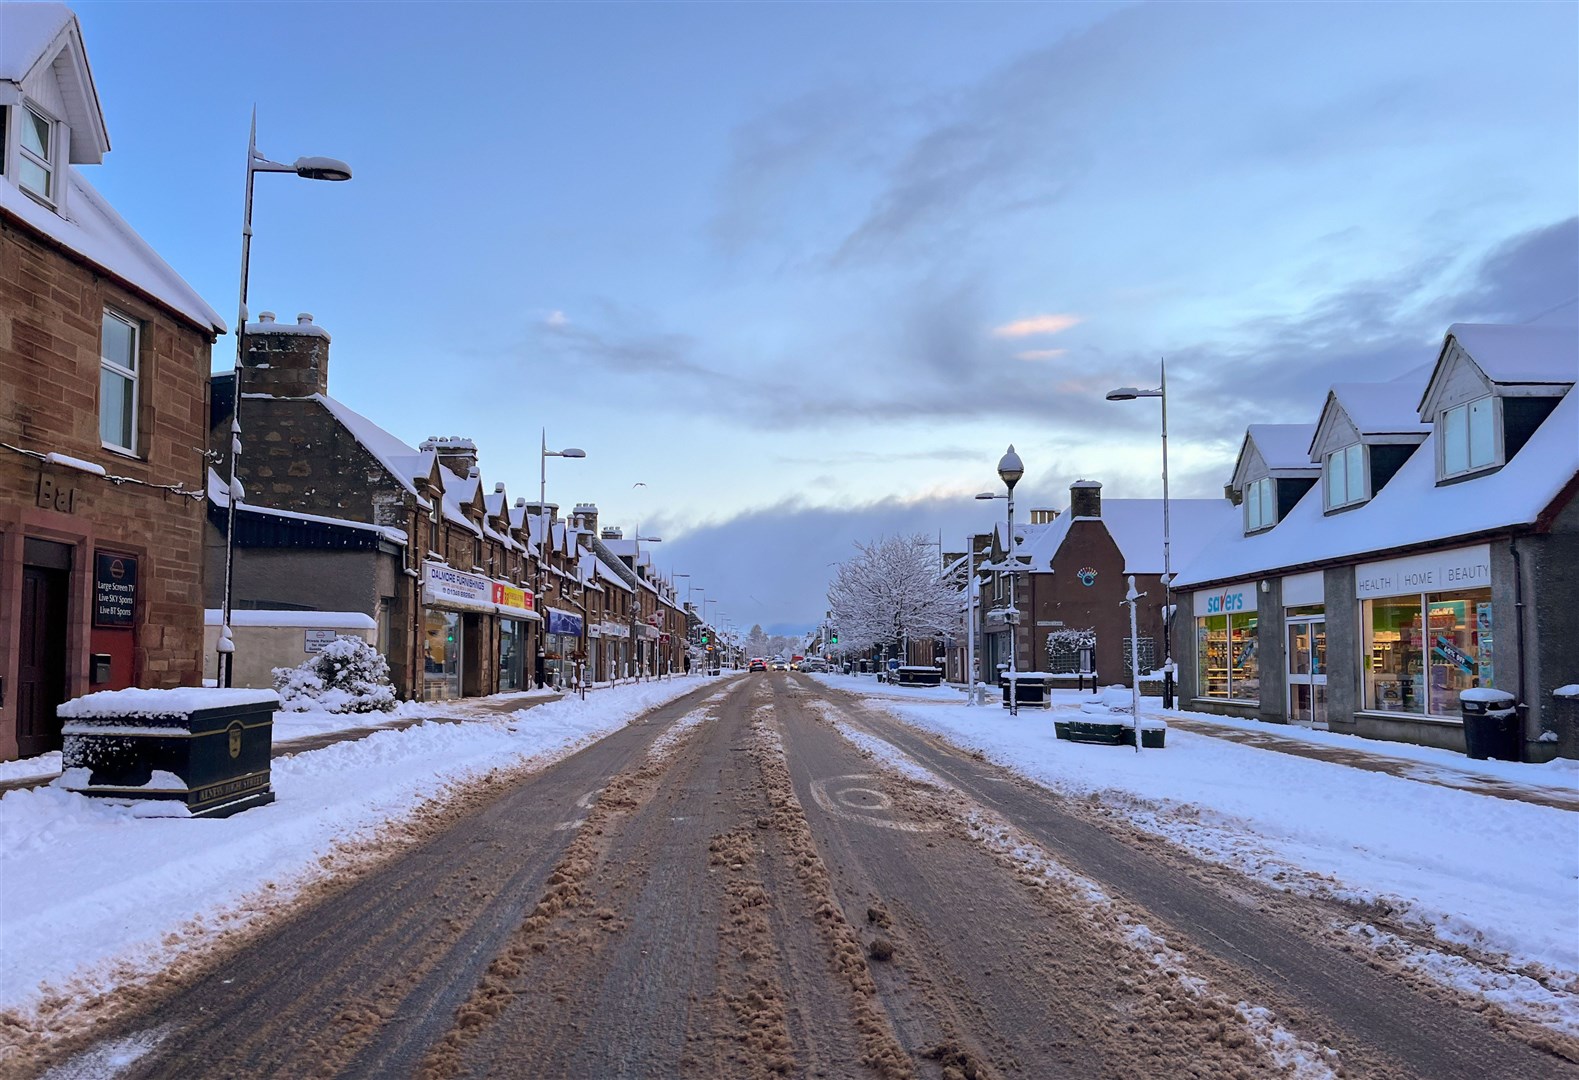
[809,774,940,832]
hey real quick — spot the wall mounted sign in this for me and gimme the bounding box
[1077,567,1098,587]
[92,551,137,628]
[1354,544,1490,600]
[1194,582,1258,616]
[304,629,338,653]
[423,562,491,608]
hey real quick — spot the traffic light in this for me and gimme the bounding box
[829,631,838,644]
[701,631,710,644]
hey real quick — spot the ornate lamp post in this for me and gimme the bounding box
[1107,360,1174,708]
[217,113,350,688]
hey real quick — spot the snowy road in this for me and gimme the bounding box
[14,674,1575,1079]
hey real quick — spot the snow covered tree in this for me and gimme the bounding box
[273,635,398,713]
[826,535,964,658]
[746,624,771,657]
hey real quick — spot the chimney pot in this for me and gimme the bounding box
[258,311,276,323]
[297,313,314,324]
[495,482,506,493]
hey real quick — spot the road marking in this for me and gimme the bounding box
[555,818,587,832]
[809,774,939,832]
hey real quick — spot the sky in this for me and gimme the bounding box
[67,0,1579,635]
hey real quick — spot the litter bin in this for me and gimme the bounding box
[1460,688,1519,761]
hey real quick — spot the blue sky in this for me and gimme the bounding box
[72,1,1578,634]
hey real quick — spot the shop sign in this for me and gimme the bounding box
[1281,571,1323,608]
[1194,583,1257,616]
[92,552,137,628]
[546,608,584,637]
[424,562,491,607]
[491,581,534,612]
[1354,544,1490,600]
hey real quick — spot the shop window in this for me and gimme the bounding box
[19,104,55,201]
[99,310,140,453]
[1363,588,1492,716]
[1441,397,1497,478]
[1196,613,1258,701]
[1244,477,1275,532]
[423,609,461,700]
[1324,443,1366,510]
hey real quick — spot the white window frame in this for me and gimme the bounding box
[1439,396,1499,480]
[17,102,57,204]
[1324,443,1366,510]
[1244,476,1275,532]
[99,309,140,455]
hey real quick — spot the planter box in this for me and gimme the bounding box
[58,688,279,818]
[1053,719,1128,745]
[1001,673,1052,708]
[1122,726,1167,749]
[896,666,943,687]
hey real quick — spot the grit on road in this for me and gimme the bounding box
[25,674,1579,1080]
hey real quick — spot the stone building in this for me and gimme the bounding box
[0,6,225,760]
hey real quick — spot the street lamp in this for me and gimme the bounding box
[1107,359,1174,708]
[534,430,585,687]
[978,444,1024,714]
[217,112,351,688]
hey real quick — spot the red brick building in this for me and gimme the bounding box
[0,6,226,759]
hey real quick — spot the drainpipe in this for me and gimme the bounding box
[1510,538,1529,751]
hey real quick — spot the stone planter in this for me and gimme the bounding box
[896,666,943,687]
[1000,672,1052,708]
[58,688,278,818]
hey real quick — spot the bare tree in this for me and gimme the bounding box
[827,535,963,659]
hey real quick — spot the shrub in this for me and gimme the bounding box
[273,635,397,713]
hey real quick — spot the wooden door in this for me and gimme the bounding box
[19,566,69,757]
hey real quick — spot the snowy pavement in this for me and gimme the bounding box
[815,674,1579,1035]
[0,676,725,1030]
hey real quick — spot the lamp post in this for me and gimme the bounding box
[217,113,351,688]
[1107,359,1174,708]
[976,445,1023,714]
[534,430,585,688]
[673,573,691,676]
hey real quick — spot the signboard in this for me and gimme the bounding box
[1194,583,1257,616]
[1354,545,1490,600]
[304,629,337,654]
[491,581,534,613]
[546,609,584,637]
[424,562,491,607]
[93,552,137,628]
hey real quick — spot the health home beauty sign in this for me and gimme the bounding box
[1354,545,1491,599]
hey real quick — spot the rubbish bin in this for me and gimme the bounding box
[1460,688,1520,761]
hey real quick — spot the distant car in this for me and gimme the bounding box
[801,658,827,673]
[771,660,789,671]
[749,658,767,672]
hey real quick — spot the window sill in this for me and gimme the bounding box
[1436,464,1503,487]
[100,442,143,462]
[19,185,59,213]
[1354,710,1462,727]
[1192,696,1259,707]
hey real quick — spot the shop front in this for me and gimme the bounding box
[1281,571,1326,727]
[1356,545,1493,722]
[544,608,585,689]
[492,581,537,693]
[1192,582,1259,714]
[422,563,490,701]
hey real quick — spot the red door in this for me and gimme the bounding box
[18,565,70,757]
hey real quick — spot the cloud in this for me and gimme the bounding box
[544,310,569,328]
[1015,348,1069,361]
[993,314,1081,339]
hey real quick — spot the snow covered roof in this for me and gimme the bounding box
[0,4,107,161]
[1016,498,1238,577]
[1245,424,1320,474]
[246,313,329,340]
[1444,323,1579,389]
[206,468,408,545]
[0,171,223,333]
[1174,386,1579,588]
[1323,381,1431,441]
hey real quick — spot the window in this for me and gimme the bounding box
[99,310,139,452]
[19,104,55,201]
[1324,443,1365,509]
[1245,477,1275,531]
[1364,588,1492,717]
[1441,397,1496,477]
[1123,637,1155,677]
[1195,612,1258,701]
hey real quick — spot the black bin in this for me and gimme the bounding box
[1460,689,1520,761]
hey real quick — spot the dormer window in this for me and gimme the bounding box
[1324,443,1366,510]
[1244,477,1275,532]
[18,104,57,202]
[1441,396,1497,478]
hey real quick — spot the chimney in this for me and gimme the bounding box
[419,435,478,480]
[601,526,624,541]
[572,502,600,535]
[1070,479,1102,518]
[241,312,332,396]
